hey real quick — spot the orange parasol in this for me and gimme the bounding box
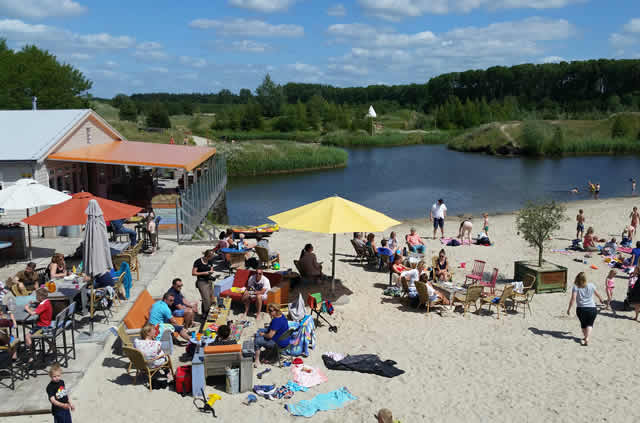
[22,192,142,226]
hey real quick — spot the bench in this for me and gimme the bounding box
[122,289,184,337]
[219,269,289,308]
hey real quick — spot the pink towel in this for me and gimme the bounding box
[619,247,632,254]
[291,364,328,388]
[440,238,472,245]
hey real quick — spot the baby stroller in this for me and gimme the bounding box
[307,293,338,333]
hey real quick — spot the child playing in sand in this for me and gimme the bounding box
[576,209,585,240]
[47,363,75,423]
[605,270,616,313]
[482,213,489,236]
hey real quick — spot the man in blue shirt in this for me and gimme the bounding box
[166,278,198,329]
[632,241,640,266]
[254,303,290,366]
[148,292,191,342]
[111,219,137,246]
[377,239,394,270]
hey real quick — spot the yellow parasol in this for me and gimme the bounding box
[268,196,401,290]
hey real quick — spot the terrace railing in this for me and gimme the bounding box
[176,154,226,242]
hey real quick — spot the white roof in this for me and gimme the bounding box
[0,109,91,161]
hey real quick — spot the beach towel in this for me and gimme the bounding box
[322,354,405,378]
[619,246,633,254]
[441,237,471,246]
[285,315,316,357]
[291,364,328,388]
[285,387,357,417]
[285,381,308,392]
[113,261,132,299]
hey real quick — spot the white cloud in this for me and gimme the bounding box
[230,40,270,53]
[624,18,640,33]
[189,18,304,38]
[327,17,575,85]
[358,0,585,20]
[541,56,565,63]
[0,19,134,50]
[0,0,87,19]
[610,18,640,56]
[133,41,168,61]
[179,56,207,68]
[148,66,169,73]
[66,52,91,60]
[327,4,347,16]
[105,60,118,68]
[228,0,298,13]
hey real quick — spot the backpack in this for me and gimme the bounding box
[175,365,192,396]
[245,257,259,269]
[447,239,461,246]
[477,237,491,245]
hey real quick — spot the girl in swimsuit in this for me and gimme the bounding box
[630,207,639,234]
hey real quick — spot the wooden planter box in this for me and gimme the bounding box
[514,260,567,293]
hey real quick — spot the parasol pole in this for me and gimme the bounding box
[26,208,32,260]
[331,233,336,292]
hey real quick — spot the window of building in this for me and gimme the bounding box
[86,126,92,144]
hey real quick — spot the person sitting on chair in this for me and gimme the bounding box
[242,269,271,320]
[300,244,324,280]
[377,239,394,269]
[406,228,426,254]
[353,232,366,249]
[434,249,451,281]
[212,324,237,345]
[214,232,229,253]
[93,270,116,288]
[48,253,69,279]
[15,262,39,291]
[148,292,191,342]
[24,288,53,348]
[133,324,171,372]
[166,278,198,329]
[256,236,280,262]
[111,219,137,246]
[254,304,290,366]
[391,255,408,286]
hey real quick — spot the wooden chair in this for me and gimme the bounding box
[512,275,536,318]
[379,254,391,273]
[112,272,126,307]
[464,260,486,285]
[10,284,28,297]
[451,285,484,316]
[350,240,368,263]
[114,252,139,282]
[431,255,455,282]
[400,276,410,300]
[415,281,443,314]
[255,246,277,269]
[479,284,514,319]
[479,268,499,294]
[122,346,174,391]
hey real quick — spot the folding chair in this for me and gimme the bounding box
[307,293,338,333]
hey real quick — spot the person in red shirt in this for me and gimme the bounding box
[24,288,53,348]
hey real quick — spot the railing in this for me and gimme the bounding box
[176,154,227,241]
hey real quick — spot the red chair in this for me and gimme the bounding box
[479,268,499,294]
[464,260,486,285]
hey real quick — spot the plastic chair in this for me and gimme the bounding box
[479,268,499,294]
[464,260,486,285]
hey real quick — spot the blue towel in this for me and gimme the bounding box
[114,261,132,299]
[285,387,357,417]
[285,381,308,392]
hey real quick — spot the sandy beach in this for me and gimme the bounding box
[12,196,640,423]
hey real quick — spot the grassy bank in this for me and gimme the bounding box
[210,130,320,142]
[212,140,348,176]
[449,114,640,156]
[319,129,459,147]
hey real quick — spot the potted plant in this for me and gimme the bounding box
[514,201,569,293]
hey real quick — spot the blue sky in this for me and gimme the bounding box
[1,0,639,98]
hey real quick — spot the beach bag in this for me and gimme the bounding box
[245,257,259,269]
[447,239,461,246]
[477,237,491,245]
[175,365,192,396]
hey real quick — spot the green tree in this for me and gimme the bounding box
[256,74,284,118]
[612,115,633,138]
[112,93,128,108]
[0,40,92,109]
[516,201,568,266]
[146,103,171,128]
[182,102,194,115]
[294,100,308,130]
[118,99,138,122]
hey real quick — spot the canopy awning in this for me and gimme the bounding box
[47,141,216,171]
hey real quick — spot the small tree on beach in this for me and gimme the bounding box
[516,201,567,267]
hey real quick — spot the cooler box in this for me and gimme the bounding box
[214,275,235,298]
[267,287,281,305]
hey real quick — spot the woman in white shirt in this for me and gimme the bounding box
[133,324,171,371]
[567,272,604,346]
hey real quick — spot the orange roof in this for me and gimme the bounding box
[47,141,216,171]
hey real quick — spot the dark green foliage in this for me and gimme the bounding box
[612,115,634,138]
[273,116,296,132]
[517,201,568,266]
[256,74,284,118]
[118,99,138,122]
[0,40,91,109]
[146,103,171,128]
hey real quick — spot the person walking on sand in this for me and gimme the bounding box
[567,272,604,346]
[604,269,616,313]
[430,199,447,239]
[576,209,585,240]
[630,207,639,235]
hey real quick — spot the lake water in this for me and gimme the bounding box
[226,145,639,224]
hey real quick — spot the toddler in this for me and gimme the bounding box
[605,269,616,313]
[482,213,489,236]
[47,363,75,423]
